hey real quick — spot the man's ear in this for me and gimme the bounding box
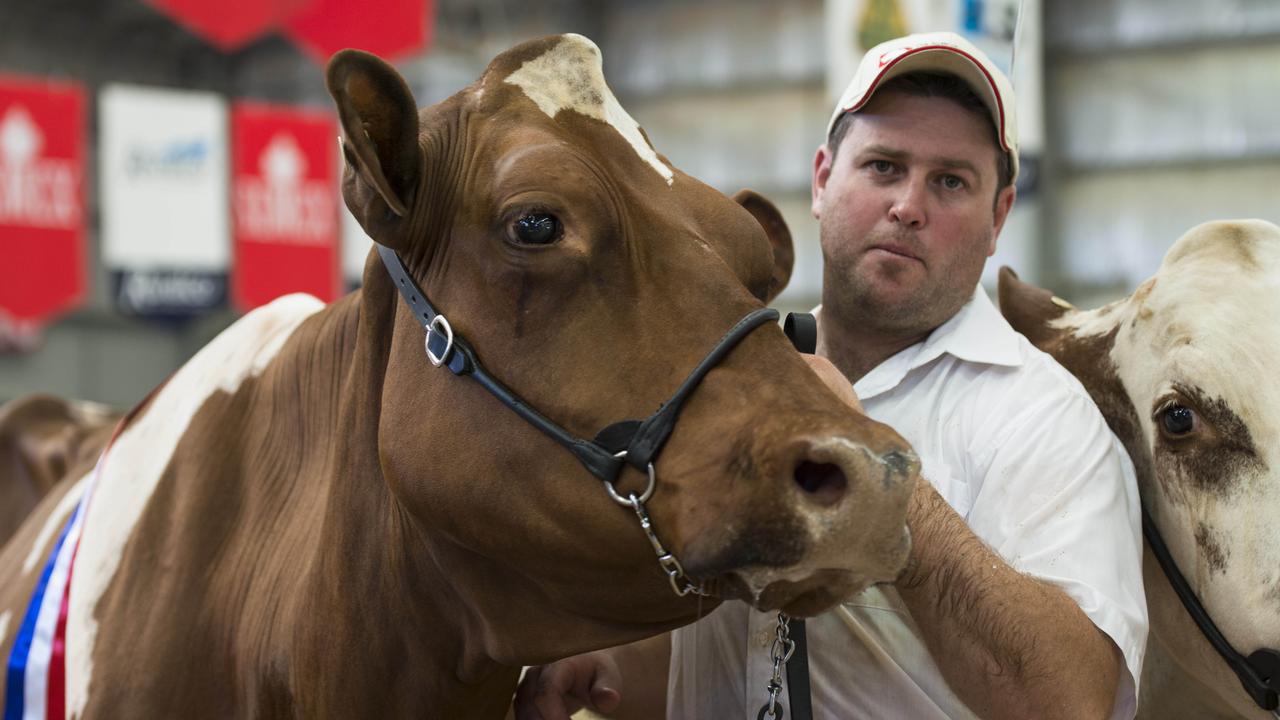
[326,49,422,249]
[811,145,833,220]
[733,189,793,303]
[990,184,1016,255]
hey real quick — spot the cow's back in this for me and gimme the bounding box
[0,293,328,718]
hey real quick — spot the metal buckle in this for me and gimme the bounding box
[602,451,655,506]
[425,315,454,367]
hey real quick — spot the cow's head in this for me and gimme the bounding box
[999,219,1280,709]
[326,34,918,662]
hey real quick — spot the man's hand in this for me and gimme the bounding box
[801,354,863,412]
[514,651,622,720]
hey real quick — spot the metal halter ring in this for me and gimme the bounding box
[603,451,656,506]
[425,315,455,367]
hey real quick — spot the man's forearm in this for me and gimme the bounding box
[897,482,1121,720]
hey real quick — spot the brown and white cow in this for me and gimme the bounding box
[999,219,1280,719]
[0,395,118,548]
[0,35,919,718]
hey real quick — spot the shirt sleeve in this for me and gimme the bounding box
[964,388,1149,720]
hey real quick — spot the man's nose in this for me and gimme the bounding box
[888,180,927,229]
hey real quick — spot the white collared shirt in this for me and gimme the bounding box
[669,285,1147,719]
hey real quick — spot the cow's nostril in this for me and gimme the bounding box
[794,461,848,506]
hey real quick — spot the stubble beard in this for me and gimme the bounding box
[822,226,991,338]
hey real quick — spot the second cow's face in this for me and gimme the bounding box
[1000,219,1280,692]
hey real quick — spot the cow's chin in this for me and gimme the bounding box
[704,523,913,616]
[716,568,889,618]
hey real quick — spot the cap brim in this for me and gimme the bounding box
[826,43,1018,182]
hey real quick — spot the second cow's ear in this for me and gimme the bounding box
[997,266,1072,349]
[327,49,422,249]
[733,189,794,304]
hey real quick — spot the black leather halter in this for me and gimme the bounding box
[377,244,778,595]
[1142,505,1280,712]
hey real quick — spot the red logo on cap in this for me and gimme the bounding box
[878,46,913,67]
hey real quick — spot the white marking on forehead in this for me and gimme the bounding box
[23,473,89,574]
[66,293,323,719]
[504,34,674,186]
[0,610,11,649]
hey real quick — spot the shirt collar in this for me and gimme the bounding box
[849,284,1024,400]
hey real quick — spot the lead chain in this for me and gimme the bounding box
[625,493,711,598]
[756,611,795,720]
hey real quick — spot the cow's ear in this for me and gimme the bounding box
[326,49,421,247]
[997,266,1073,348]
[734,189,793,303]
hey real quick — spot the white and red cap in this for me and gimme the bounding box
[828,31,1019,181]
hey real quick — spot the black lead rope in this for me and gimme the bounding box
[780,312,817,720]
[1142,504,1280,711]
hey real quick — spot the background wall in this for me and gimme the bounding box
[2,0,1277,404]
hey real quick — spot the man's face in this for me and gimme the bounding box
[811,89,1015,337]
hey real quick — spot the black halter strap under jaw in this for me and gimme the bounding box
[1143,503,1280,712]
[377,244,777,597]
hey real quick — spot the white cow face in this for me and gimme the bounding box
[1000,219,1280,669]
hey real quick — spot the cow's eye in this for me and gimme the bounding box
[1160,404,1196,437]
[511,212,561,245]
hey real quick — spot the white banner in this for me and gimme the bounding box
[100,85,229,314]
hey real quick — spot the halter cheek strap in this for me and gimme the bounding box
[1143,505,1280,712]
[378,244,778,596]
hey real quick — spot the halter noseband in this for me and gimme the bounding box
[378,244,777,597]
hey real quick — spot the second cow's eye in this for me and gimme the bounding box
[512,212,561,245]
[1160,404,1196,436]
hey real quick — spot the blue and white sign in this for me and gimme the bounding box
[100,84,229,316]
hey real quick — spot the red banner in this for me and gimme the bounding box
[231,103,340,312]
[0,74,85,330]
[145,0,310,50]
[285,0,431,64]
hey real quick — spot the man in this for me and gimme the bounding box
[516,32,1147,720]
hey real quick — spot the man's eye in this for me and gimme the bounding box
[510,212,561,245]
[869,160,894,174]
[940,175,966,190]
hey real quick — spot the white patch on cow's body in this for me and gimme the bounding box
[0,610,11,648]
[505,34,674,186]
[1052,298,1123,339]
[23,473,90,574]
[65,293,324,719]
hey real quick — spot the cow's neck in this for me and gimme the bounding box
[275,256,703,717]
[241,263,511,717]
[1139,545,1270,719]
